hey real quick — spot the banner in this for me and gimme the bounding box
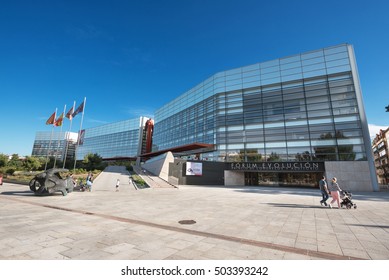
[186,162,202,176]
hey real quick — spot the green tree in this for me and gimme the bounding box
[83,153,103,170]
[8,154,22,169]
[23,156,43,171]
[0,153,8,168]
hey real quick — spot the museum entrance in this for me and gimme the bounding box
[244,172,322,188]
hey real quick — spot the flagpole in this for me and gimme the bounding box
[44,108,57,171]
[73,97,86,171]
[63,101,75,169]
[54,104,66,169]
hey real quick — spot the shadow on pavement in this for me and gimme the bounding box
[265,202,325,209]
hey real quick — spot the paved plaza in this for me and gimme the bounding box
[1,166,389,260]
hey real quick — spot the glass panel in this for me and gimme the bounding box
[260,59,279,69]
[302,63,326,72]
[301,56,325,66]
[261,65,280,74]
[243,75,260,83]
[326,65,351,74]
[281,67,303,76]
[286,132,309,140]
[326,58,350,68]
[311,139,337,146]
[281,73,303,83]
[331,99,357,108]
[227,144,245,149]
[282,80,303,89]
[330,85,354,94]
[243,81,261,88]
[225,84,242,91]
[261,77,281,85]
[264,121,285,128]
[337,138,363,145]
[283,92,305,100]
[333,115,358,123]
[266,142,287,148]
[306,94,329,103]
[261,72,280,79]
[284,111,307,119]
[285,120,308,126]
[286,140,311,147]
[303,69,327,78]
[246,143,265,149]
[307,102,331,111]
[325,51,349,61]
[332,107,358,115]
[280,61,302,70]
[324,45,348,55]
[245,124,264,130]
[330,92,356,101]
[280,55,301,64]
[265,134,287,141]
[301,50,324,60]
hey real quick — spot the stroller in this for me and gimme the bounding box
[340,190,357,209]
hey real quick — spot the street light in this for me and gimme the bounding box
[386,105,389,112]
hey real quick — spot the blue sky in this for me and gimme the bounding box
[1,0,388,156]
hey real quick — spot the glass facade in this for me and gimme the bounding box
[32,131,78,160]
[153,44,369,164]
[76,117,147,160]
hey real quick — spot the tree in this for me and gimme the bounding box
[83,153,103,170]
[0,153,8,168]
[8,154,22,169]
[23,156,43,171]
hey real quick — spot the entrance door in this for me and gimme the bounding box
[244,172,259,186]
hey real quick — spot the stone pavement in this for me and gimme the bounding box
[1,166,389,260]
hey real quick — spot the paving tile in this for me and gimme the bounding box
[1,180,389,261]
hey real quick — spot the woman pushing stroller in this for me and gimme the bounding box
[328,177,342,209]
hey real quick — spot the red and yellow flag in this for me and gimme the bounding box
[46,112,56,125]
[54,113,64,127]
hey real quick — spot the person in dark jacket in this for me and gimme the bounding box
[319,176,329,206]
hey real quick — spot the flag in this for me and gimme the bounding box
[66,106,74,120]
[46,112,56,125]
[72,101,84,118]
[54,113,64,127]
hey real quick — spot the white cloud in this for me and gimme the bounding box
[124,107,154,119]
[368,124,388,139]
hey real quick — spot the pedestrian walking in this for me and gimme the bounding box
[115,178,120,191]
[86,173,93,192]
[328,177,342,208]
[319,176,329,206]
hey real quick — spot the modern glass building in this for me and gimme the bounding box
[152,44,378,191]
[76,117,149,160]
[32,131,78,161]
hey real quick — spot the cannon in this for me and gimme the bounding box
[29,168,74,196]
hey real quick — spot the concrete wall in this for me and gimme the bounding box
[324,161,374,191]
[142,151,174,181]
[224,170,244,186]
